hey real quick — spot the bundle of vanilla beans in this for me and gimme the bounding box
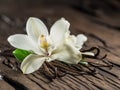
[0,47,113,81]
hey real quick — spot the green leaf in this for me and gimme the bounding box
[80,61,88,65]
[79,56,88,65]
[13,49,32,62]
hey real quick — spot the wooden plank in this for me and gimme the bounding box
[0,3,120,90]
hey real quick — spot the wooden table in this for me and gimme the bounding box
[0,1,120,90]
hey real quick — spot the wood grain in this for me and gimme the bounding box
[0,1,120,90]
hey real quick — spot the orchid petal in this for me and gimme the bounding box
[51,43,82,64]
[82,52,94,56]
[26,17,48,43]
[50,18,70,46]
[66,34,77,46]
[8,34,36,51]
[76,34,87,50]
[21,54,45,74]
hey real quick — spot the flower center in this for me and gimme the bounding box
[40,35,49,50]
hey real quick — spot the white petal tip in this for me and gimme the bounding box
[22,71,30,74]
[60,17,66,20]
[78,34,87,42]
[82,52,95,56]
[27,17,43,24]
[27,17,39,24]
[7,35,16,47]
[20,67,34,74]
[7,35,13,42]
[28,17,37,20]
[20,67,29,74]
[59,17,70,27]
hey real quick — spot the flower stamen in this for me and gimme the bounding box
[40,35,49,49]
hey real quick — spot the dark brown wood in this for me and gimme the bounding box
[0,0,120,90]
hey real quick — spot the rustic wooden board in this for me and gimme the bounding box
[0,2,120,90]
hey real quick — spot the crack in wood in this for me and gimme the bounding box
[2,75,28,90]
[27,76,47,90]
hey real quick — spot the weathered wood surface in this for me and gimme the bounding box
[0,1,120,90]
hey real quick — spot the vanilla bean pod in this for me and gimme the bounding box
[52,61,89,76]
[40,63,55,80]
[80,64,96,74]
[82,47,106,60]
[51,61,79,75]
[82,47,112,67]
[72,64,83,71]
[2,57,19,71]
[0,48,14,57]
[82,47,100,58]
[0,47,113,80]
[0,48,19,70]
[46,62,66,78]
[2,57,11,66]
[45,62,59,79]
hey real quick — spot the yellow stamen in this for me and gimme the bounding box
[40,35,49,49]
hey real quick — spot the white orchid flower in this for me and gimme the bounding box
[65,31,94,56]
[8,17,94,74]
